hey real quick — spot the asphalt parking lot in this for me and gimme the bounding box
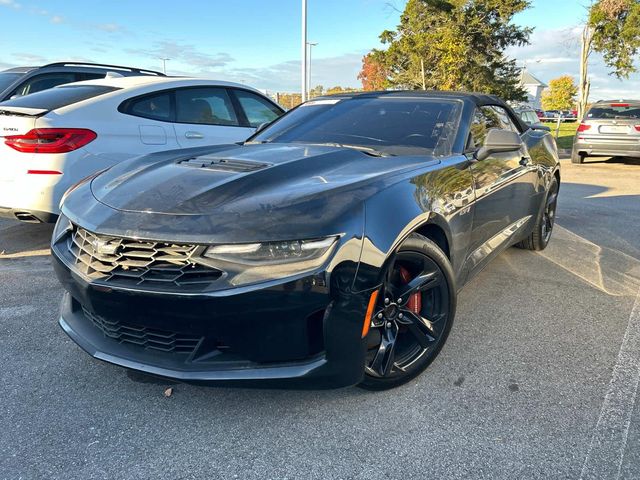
[1,157,639,480]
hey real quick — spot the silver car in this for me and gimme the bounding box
[572,100,640,164]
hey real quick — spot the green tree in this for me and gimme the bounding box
[541,75,578,110]
[578,0,640,117]
[372,0,532,100]
[591,0,640,77]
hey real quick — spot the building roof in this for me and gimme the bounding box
[520,71,547,88]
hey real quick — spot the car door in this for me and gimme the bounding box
[173,87,253,147]
[120,90,175,148]
[466,105,537,271]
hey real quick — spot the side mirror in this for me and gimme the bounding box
[255,121,271,132]
[530,123,551,132]
[475,129,523,161]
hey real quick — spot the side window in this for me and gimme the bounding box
[77,73,106,81]
[489,105,520,132]
[469,107,501,148]
[175,88,239,126]
[233,90,282,127]
[127,92,172,122]
[13,73,77,96]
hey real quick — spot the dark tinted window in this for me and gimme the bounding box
[469,106,520,148]
[488,105,519,132]
[175,88,238,126]
[251,97,461,156]
[0,72,23,92]
[469,107,502,147]
[0,85,119,111]
[234,90,282,127]
[587,104,640,119]
[127,92,172,121]
[13,73,77,96]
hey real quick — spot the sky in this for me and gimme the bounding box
[0,0,638,99]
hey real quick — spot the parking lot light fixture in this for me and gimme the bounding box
[301,0,307,102]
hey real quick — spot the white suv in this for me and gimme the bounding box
[0,76,283,222]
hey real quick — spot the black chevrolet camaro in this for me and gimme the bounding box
[51,91,560,390]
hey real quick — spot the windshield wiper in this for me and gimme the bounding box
[308,142,392,157]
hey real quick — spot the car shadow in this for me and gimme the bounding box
[0,219,53,258]
[583,156,640,166]
[557,182,640,261]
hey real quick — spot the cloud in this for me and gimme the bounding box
[11,52,48,65]
[508,27,640,101]
[128,40,235,70]
[96,23,127,33]
[225,52,365,91]
[50,15,63,24]
[0,0,21,9]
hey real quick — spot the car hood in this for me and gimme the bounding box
[72,143,440,243]
[92,143,439,216]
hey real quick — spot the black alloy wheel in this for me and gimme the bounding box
[359,234,456,390]
[516,177,559,251]
[541,181,558,244]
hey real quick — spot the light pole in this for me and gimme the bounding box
[301,0,307,102]
[307,41,318,97]
[160,57,170,74]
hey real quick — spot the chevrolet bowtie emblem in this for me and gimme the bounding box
[92,239,119,255]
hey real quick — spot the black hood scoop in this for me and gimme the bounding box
[177,155,270,173]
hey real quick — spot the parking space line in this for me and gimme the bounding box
[580,287,640,480]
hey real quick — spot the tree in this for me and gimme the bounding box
[371,0,532,100]
[309,85,324,98]
[325,86,360,95]
[578,0,640,118]
[541,75,578,110]
[357,51,388,90]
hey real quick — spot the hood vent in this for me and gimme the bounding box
[178,155,270,173]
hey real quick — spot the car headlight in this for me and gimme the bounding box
[52,213,73,243]
[201,236,339,286]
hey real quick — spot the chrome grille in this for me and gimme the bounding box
[67,227,222,289]
[83,308,202,354]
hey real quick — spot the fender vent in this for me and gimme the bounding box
[178,155,270,172]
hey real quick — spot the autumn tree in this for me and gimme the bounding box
[541,75,578,110]
[371,0,531,100]
[325,86,360,95]
[578,0,640,117]
[357,51,388,90]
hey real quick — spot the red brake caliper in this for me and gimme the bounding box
[399,266,422,314]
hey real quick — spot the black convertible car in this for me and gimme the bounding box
[51,91,560,390]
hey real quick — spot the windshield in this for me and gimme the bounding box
[587,103,640,119]
[0,72,24,92]
[249,96,462,156]
[0,85,119,111]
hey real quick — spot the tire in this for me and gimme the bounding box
[516,177,559,251]
[359,234,456,391]
[571,150,584,164]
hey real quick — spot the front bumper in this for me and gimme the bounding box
[52,246,371,389]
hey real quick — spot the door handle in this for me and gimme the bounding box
[185,131,204,139]
[520,156,531,166]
